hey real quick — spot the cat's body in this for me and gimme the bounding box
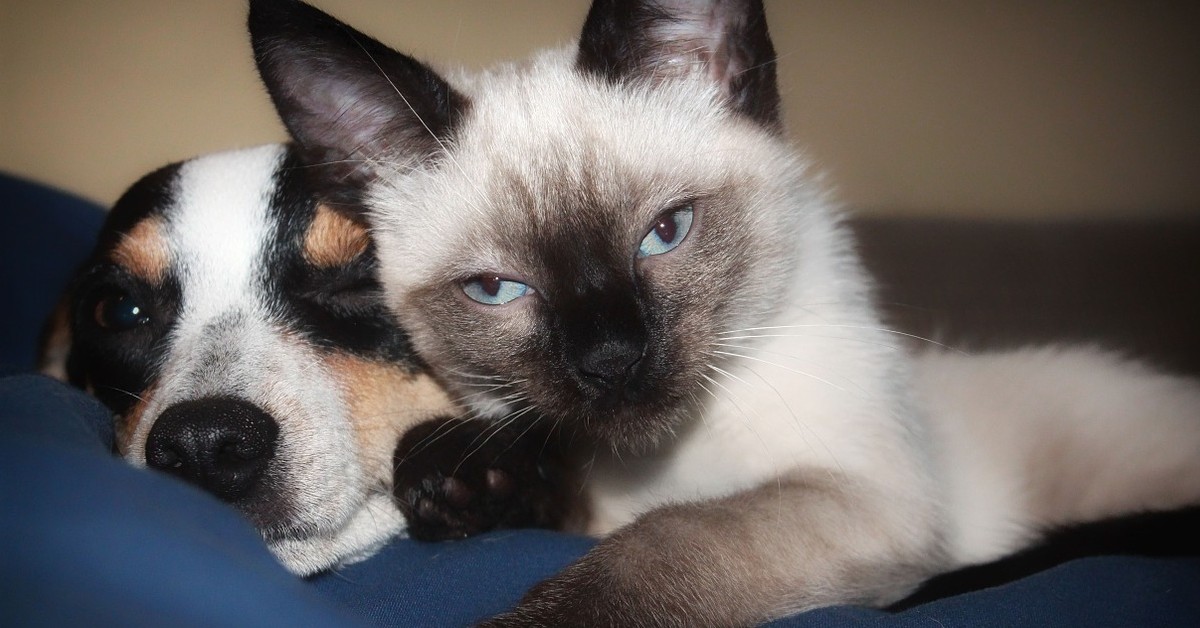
[251,0,1200,624]
[912,346,1200,564]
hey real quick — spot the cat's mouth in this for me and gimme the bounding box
[520,368,698,455]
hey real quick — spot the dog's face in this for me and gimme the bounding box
[42,144,457,575]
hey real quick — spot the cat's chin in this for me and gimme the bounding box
[555,401,689,457]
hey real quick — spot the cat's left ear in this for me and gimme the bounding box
[248,0,467,205]
[576,0,781,132]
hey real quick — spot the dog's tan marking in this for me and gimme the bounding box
[38,295,72,381]
[324,353,458,481]
[304,204,369,268]
[110,216,170,284]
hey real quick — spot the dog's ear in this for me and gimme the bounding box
[38,293,73,382]
[576,0,780,132]
[249,0,468,204]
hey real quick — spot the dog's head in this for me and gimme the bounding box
[41,143,456,575]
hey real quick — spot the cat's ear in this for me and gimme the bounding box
[249,0,467,203]
[576,0,781,132]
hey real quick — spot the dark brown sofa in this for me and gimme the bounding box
[854,217,1200,376]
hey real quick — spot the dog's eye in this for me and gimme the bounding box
[307,265,382,314]
[94,293,151,331]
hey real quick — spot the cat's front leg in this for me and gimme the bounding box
[393,416,575,541]
[482,472,946,627]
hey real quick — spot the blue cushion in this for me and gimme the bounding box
[4,370,1199,627]
[0,374,367,628]
[0,173,106,371]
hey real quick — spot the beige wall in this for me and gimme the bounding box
[3,1,1198,219]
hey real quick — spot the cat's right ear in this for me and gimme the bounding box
[248,0,467,204]
[576,0,781,133]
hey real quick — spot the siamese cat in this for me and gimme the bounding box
[250,0,1200,624]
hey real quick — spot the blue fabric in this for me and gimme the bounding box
[0,174,105,371]
[2,170,1198,627]
[0,374,367,628]
[311,530,593,626]
[4,370,1199,627]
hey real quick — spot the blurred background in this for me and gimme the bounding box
[2,0,1198,219]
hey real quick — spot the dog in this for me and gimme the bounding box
[40,143,570,575]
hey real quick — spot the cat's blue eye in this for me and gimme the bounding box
[637,205,694,258]
[94,292,151,332]
[462,275,531,305]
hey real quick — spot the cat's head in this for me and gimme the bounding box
[252,0,828,454]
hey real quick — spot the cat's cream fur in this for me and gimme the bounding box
[251,0,1200,624]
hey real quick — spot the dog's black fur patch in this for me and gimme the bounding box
[266,147,422,366]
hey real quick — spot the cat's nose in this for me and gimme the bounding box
[145,397,279,502]
[577,339,644,390]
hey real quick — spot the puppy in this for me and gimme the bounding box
[40,143,570,575]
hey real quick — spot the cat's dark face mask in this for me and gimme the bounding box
[391,169,788,455]
[433,195,743,454]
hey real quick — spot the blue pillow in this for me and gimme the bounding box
[0,173,106,371]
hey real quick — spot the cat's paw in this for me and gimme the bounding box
[393,415,571,541]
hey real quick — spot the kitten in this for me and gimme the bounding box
[250,0,1200,624]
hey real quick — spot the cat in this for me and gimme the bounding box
[249,0,1200,624]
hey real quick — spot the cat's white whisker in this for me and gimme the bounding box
[486,410,548,464]
[392,417,475,467]
[452,414,521,469]
[442,366,517,381]
[707,362,848,480]
[692,378,724,443]
[715,332,904,353]
[452,393,529,421]
[711,349,852,395]
[704,363,750,389]
[577,450,599,499]
[99,386,148,404]
[448,379,515,393]
[346,37,486,207]
[453,405,539,474]
[446,379,510,397]
[698,372,780,467]
[485,390,530,406]
[712,342,882,398]
[685,387,716,440]
[717,324,968,354]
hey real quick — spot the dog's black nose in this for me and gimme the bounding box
[145,397,279,503]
